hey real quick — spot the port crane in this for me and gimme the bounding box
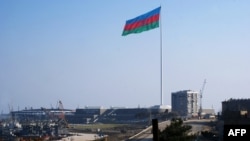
[198,79,206,119]
[57,100,69,128]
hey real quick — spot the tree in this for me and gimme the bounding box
[159,118,196,141]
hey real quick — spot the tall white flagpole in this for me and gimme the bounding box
[160,6,163,106]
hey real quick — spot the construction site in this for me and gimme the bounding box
[0,81,218,141]
[0,101,71,141]
[0,101,172,141]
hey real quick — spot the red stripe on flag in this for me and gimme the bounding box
[124,14,160,31]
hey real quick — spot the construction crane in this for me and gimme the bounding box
[58,100,65,119]
[198,79,206,119]
[57,100,69,128]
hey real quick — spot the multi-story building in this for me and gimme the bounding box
[171,90,199,117]
[222,98,250,112]
[221,98,250,124]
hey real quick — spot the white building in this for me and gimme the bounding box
[171,90,199,118]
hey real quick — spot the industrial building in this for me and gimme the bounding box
[222,98,250,124]
[70,105,170,124]
[1,102,172,140]
[171,90,199,118]
[1,105,172,140]
[222,98,250,111]
[7,105,171,124]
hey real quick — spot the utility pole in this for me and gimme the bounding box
[152,119,159,141]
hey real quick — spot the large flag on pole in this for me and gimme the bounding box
[122,7,161,36]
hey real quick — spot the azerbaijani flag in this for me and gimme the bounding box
[122,7,161,36]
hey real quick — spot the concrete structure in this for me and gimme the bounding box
[8,105,172,124]
[11,108,74,121]
[202,109,216,119]
[221,98,250,124]
[72,106,107,124]
[171,90,199,118]
[149,105,171,114]
[222,98,250,111]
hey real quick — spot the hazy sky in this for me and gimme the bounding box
[1,0,250,113]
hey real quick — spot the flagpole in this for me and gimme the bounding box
[160,6,163,106]
[121,6,163,105]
